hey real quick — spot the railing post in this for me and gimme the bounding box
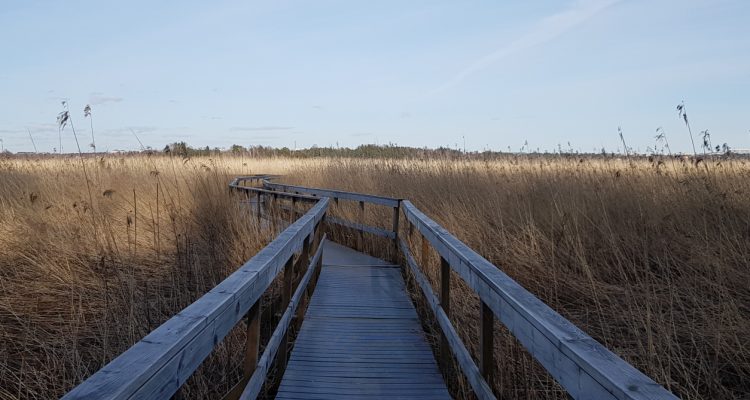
[295,234,312,331]
[391,203,400,263]
[256,191,262,221]
[313,229,324,289]
[277,256,294,370]
[271,192,279,231]
[480,300,495,382]
[421,233,429,267]
[291,197,297,224]
[243,301,261,374]
[440,256,451,368]
[358,201,365,251]
[223,300,261,400]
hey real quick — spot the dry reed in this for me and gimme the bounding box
[1,154,748,399]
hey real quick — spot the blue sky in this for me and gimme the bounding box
[1,0,748,153]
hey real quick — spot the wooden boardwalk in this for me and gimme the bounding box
[63,176,679,400]
[276,241,451,399]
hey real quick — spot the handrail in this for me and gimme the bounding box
[240,234,326,399]
[230,182,319,202]
[400,238,494,399]
[401,200,678,400]
[263,180,400,207]
[63,196,329,400]
[264,178,401,262]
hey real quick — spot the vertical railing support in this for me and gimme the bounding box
[277,256,294,370]
[421,233,429,267]
[243,301,261,375]
[480,300,495,382]
[358,201,365,251]
[440,256,451,367]
[291,197,297,224]
[256,192,262,221]
[223,300,261,400]
[271,192,279,231]
[294,234,312,331]
[391,203,400,263]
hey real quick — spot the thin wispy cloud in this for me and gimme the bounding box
[429,0,622,95]
[230,126,294,132]
[89,92,124,105]
[101,126,157,137]
[0,124,58,135]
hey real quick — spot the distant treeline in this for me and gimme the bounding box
[4,141,747,160]
[162,142,466,159]
[159,142,748,160]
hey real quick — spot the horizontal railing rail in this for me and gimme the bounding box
[63,194,328,400]
[263,179,401,261]
[230,183,319,203]
[264,180,400,208]
[401,200,678,400]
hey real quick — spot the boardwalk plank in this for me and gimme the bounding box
[275,241,451,399]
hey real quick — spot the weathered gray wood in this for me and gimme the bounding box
[325,215,396,239]
[63,199,329,400]
[439,256,451,368]
[391,204,400,262]
[274,241,451,399]
[358,200,365,251]
[480,300,494,381]
[264,181,400,207]
[239,235,326,400]
[230,183,318,202]
[222,300,262,400]
[400,239,495,400]
[295,234,313,331]
[277,256,295,369]
[255,191,261,221]
[401,201,678,400]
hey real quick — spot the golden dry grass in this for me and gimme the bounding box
[285,156,750,400]
[0,155,309,399]
[1,154,748,399]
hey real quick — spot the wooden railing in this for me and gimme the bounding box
[262,180,401,261]
[63,176,678,400]
[399,200,679,400]
[63,186,328,400]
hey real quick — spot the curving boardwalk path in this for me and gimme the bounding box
[275,241,451,399]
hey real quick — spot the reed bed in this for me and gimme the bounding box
[1,154,748,399]
[0,155,311,399]
[286,156,750,400]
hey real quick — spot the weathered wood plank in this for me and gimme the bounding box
[274,241,451,399]
[480,300,495,381]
